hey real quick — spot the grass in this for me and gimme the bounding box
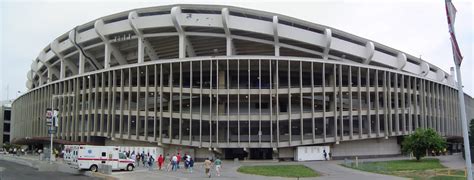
[237,165,319,178]
[348,159,444,172]
[341,158,466,180]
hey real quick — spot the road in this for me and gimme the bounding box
[0,160,98,180]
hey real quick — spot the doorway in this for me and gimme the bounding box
[249,148,273,159]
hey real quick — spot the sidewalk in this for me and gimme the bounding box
[0,154,102,178]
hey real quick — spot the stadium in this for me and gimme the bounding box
[11,4,474,160]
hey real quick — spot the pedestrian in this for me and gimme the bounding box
[184,156,190,170]
[148,155,155,170]
[214,157,222,177]
[323,149,327,161]
[166,157,173,172]
[172,154,178,171]
[157,154,164,170]
[183,153,188,169]
[131,153,136,163]
[136,153,141,167]
[188,157,194,173]
[143,154,148,167]
[176,153,181,169]
[141,153,145,166]
[203,158,212,178]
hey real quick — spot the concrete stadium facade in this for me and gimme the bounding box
[11,4,474,160]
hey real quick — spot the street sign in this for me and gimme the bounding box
[46,109,52,119]
[46,108,53,123]
[48,126,56,134]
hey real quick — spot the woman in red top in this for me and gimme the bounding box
[176,153,181,169]
[157,154,164,170]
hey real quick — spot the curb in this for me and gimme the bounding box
[86,171,119,180]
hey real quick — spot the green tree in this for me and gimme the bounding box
[402,128,446,161]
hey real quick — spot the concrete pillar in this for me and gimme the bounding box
[104,44,111,68]
[60,60,66,79]
[138,38,144,63]
[79,52,85,74]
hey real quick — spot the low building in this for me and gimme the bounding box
[0,103,12,147]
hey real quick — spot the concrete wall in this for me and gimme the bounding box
[278,147,294,160]
[331,137,400,159]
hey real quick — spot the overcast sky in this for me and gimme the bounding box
[0,0,472,101]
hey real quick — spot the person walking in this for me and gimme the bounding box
[188,157,194,173]
[143,154,149,168]
[176,153,181,169]
[323,150,328,161]
[172,154,178,171]
[142,153,146,167]
[183,153,188,169]
[203,158,212,178]
[214,157,222,177]
[136,153,141,167]
[157,154,164,170]
[148,155,155,170]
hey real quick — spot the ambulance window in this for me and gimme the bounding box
[101,152,106,157]
[119,153,126,159]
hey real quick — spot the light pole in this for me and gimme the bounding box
[49,94,75,163]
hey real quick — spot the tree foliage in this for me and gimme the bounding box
[402,128,446,161]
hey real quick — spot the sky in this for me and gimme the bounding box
[0,0,473,101]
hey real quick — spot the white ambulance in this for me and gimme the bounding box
[70,145,135,172]
[64,145,79,164]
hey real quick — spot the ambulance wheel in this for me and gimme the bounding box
[127,164,134,171]
[90,165,98,172]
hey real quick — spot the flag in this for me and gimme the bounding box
[450,36,463,65]
[445,0,463,65]
[445,0,457,33]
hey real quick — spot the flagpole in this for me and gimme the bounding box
[454,63,472,180]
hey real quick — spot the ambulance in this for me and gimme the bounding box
[64,145,79,164]
[70,145,135,172]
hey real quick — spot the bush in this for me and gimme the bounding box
[402,128,446,161]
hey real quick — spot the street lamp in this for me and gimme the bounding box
[48,94,75,163]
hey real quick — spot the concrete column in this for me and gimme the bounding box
[349,66,354,138]
[104,44,111,68]
[136,68,140,139]
[60,60,66,79]
[394,73,399,134]
[375,70,380,136]
[366,69,371,136]
[357,67,362,137]
[138,38,144,63]
[79,53,85,74]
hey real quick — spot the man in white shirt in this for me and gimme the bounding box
[172,155,178,171]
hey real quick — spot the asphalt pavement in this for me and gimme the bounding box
[0,160,98,180]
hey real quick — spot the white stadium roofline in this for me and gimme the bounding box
[27,4,455,92]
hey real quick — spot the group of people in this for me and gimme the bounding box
[128,151,155,168]
[154,152,223,178]
[161,153,195,172]
[203,157,222,178]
